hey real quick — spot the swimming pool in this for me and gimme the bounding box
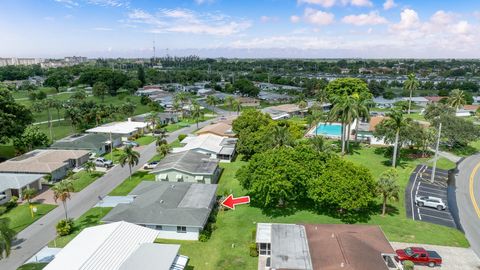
[312,123,342,137]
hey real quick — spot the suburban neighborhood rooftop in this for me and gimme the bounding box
[150,150,219,175]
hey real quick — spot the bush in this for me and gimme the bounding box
[178,134,187,142]
[5,196,18,211]
[403,260,414,270]
[56,219,74,236]
[0,206,7,215]
[249,243,258,257]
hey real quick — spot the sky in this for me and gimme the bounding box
[0,0,480,58]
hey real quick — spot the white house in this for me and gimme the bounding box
[0,173,44,204]
[172,134,237,162]
[86,120,149,141]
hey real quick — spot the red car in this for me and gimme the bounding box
[396,247,442,267]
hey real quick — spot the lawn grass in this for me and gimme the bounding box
[429,157,457,171]
[48,207,112,248]
[134,136,156,146]
[1,203,57,233]
[17,263,48,270]
[108,171,155,196]
[0,143,16,160]
[71,171,104,192]
[102,148,123,163]
[36,120,76,142]
[153,146,468,270]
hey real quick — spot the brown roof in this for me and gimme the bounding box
[217,115,238,125]
[196,122,236,138]
[463,105,479,111]
[0,149,90,174]
[369,116,387,132]
[267,103,304,113]
[304,224,394,270]
[425,96,445,103]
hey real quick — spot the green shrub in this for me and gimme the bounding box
[56,219,74,236]
[249,243,258,257]
[251,228,257,242]
[178,134,187,142]
[199,233,209,242]
[403,260,414,270]
[5,196,18,211]
[0,206,7,215]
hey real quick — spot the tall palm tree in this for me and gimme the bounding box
[448,89,466,111]
[119,146,140,180]
[376,169,400,216]
[270,125,293,148]
[22,188,37,205]
[351,93,372,141]
[224,96,236,115]
[206,95,219,112]
[52,180,74,219]
[232,100,242,115]
[383,109,409,167]
[174,92,190,118]
[155,128,168,146]
[404,73,419,114]
[146,112,158,128]
[0,218,15,259]
[328,95,356,155]
[191,102,204,129]
[308,106,324,136]
[157,144,171,158]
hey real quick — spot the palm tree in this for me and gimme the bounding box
[191,102,204,129]
[52,180,74,219]
[404,73,419,114]
[156,128,168,146]
[351,94,372,141]
[298,100,308,117]
[146,112,158,128]
[308,106,324,136]
[376,169,400,216]
[232,100,242,115]
[84,161,96,174]
[172,100,181,114]
[175,92,190,118]
[308,136,331,153]
[206,95,219,112]
[328,95,356,155]
[270,125,293,148]
[383,109,409,167]
[224,96,236,115]
[0,218,15,259]
[22,188,37,205]
[448,89,466,111]
[157,144,171,158]
[119,146,140,181]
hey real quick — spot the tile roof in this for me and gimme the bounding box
[196,122,235,137]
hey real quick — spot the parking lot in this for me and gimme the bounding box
[406,165,458,229]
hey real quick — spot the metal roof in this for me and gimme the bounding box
[118,244,181,270]
[150,150,219,175]
[50,133,121,151]
[0,173,45,192]
[86,121,148,135]
[171,134,236,155]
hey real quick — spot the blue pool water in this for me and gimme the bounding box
[313,123,342,137]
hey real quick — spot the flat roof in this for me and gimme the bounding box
[0,173,45,192]
[86,121,148,135]
[171,134,236,155]
[50,133,121,151]
[118,244,180,270]
[271,224,313,270]
[150,150,219,175]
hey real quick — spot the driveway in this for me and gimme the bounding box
[0,116,221,270]
[391,242,480,270]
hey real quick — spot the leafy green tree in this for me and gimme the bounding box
[22,188,37,206]
[0,89,34,144]
[93,82,108,102]
[298,100,307,117]
[269,125,294,148]
[233,109,272,159]
[404,74,419,114]
[0,218,15,259]
[325,78,371,100]
[13,126,49,154]
[119,146,140,180]
[123,79,142,94]
[376,169,400,216]
[137,66,146,86]
[44,71,70,92]
[157,144,171,158]
[71,89,87,100]
[433,114,480,148]
[448,89,466,110]
[233,79,259,97]
[307,157,376,212]
[424,103,455,121]
[52,180,74,219]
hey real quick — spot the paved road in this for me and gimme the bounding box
[0,117,220,270]
[455,154,480,258]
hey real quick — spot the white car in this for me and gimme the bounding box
[415,196,447,210]
[143,161,159,170]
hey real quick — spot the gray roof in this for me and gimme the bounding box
[50,133,121,151]
[102,181,217,228]
[119,243,180,270]
[0,173,45,192]
[271,224,313,270]
[150,150,219,175]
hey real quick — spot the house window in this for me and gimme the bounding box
[155,225,163,230]
[259,243,271,255]
[177,226,187,233]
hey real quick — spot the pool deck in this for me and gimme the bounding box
[305,121,356,139]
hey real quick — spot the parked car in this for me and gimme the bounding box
[143,161,159,170]
[123,141,139,147]
[382,253,403,270]
[396,247,442,267]
[415,196,447,210]
[95,157,113,168]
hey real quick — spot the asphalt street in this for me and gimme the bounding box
[0,117,220,270]
[455,154,480,258]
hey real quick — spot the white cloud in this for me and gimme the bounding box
[54,0,79,8]
[298,0,372,8]
[342,11,388,26]
[390,9,420,31]
[297,0,336,8]
[260,16,278,23]
[344,0,373,7]
[474,11,480,20]
[304,8,334,25]
[290,15,301,23]
[86,0,126,7]
[127,8,251,36]
[429,10,455,25]
[450,21,472,35]
[383,0,396,10]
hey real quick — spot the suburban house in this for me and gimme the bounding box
[0,173,44,204]
[86,120,149,141]
[403,96,429,107]
[150,150,221,184]
[258,91,294,103]
[373,97,400,109]
[196,122,236,138]
[43,221,189,270]
[102,181,218,240]
[171,134,237,162]
[0,149,90,181]
[132,112,179,126]
[238,97,260,107]
[356,116,388,145]
[256,223,397,270]
[457,104,480,117]
[425,96,445,104]
[262,103,308,120]
[49,133,122,156]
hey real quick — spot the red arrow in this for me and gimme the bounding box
[221,194,250,210]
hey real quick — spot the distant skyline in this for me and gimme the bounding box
[1,0,480,58]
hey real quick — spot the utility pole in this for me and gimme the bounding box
[430,122,442,183]
[110,132,114,162]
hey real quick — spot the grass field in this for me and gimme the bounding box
[134,136,156,146]
[71,171,104,192]
[0,143,16,160]
[1,203,57,233]
[108,171,155,196]
[48,207,112,248]
[152,146,468,270]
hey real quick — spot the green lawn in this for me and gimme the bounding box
[17,263,48,270]
[0,143,16,160]
[445,139,480,157]
[71,171,104,192]
[108,171,155,196]
[429,157,457,171]
[36,120,76,142]
[1,203,57,233]
[102,148,123,164]
[134,136,156,146]
[165,114,216,133]
[48,207,112,248]
[153,146,468,270]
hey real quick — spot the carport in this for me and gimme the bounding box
[406,165,459,229]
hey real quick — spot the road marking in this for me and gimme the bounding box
[418,208,422,220]
[469,162,480,218]
[411,165,425,220]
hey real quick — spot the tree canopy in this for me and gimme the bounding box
[0,89,34,144]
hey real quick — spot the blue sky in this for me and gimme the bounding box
[0,0,479,58]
